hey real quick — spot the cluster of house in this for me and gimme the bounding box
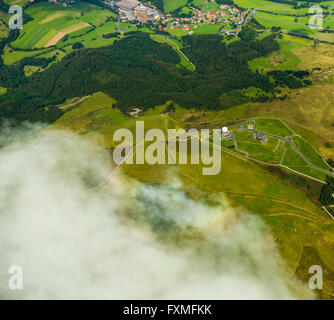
[48,0,76,7]
[154,5,248,35]
[221,120,268,144]
[113,0,162,22]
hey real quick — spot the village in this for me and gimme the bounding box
[47,0,76,7]
[157,5,248,35]
[109,0,250,36]
[46,0,250,35]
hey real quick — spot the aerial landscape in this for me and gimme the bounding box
[0,0,334,301]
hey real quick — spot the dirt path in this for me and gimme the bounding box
[166,37,196,71]
[59,95,91,110]
[45,32,65,47]
[264,212,315,222]
[176,166,326,221]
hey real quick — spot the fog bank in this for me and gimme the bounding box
[0,126,311,299]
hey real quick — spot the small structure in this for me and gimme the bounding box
[247,120,255,130]
[221,126,231,138]
[253,131,267,144]
[129,107,142,118]
[114,0,162,22]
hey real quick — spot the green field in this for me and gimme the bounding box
[235,131,284,163]
[220,119,330,181]
[1,2,122,65]
[282,141,327,181]
[164,0,187,12]
[0,87,7,95]
[234,0,288,9]
[234,0,315,15]
[12,3,84,49]
[255,16,312,35]
[192,0,219,11]
[0,22,9,38]
[180,6,195,15]
[193,23,221,35]
[249,34,314,73]
[167,28,188,37]
[53,93,330,182]
[254,119,292,138]
[10,2,116,50]
[2,48,50,65]
[293,135,330,171]
[231,0,334,41]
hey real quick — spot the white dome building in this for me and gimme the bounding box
[221,126,231,138]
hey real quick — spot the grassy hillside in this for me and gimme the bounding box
[234,0,334,39]
[51,91,334,298]
[1,0,334,298]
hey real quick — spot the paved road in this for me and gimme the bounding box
[104,1,127,32]
[231,131,248,156]
[233,128,334,177]
[289,137,334,177]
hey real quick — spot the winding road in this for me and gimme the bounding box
[224,127,334,178]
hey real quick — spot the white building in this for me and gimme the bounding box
[221,126,231,138]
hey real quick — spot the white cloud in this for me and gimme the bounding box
[0,126,312,299]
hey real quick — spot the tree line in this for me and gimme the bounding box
[0,32,309,124]
[320,176,334,206]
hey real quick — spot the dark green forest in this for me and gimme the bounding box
[0,32,287,124]
[320,176,334,206]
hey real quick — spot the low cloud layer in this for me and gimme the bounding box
[0,125,312,299]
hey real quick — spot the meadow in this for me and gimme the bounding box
[51,92,334,298]
[216,33,334,161]
[0,87,7,95]
[254,15,312,35]
[235,0,334,39]
[167,28,188,37]
[248,34,312,73]
[163,0,187,13]
[254,118,292,137]
[52,91,330,182]
[193,23,221,35]
[219,118,329,182]
[2,47,50,65]
[234,0,293,10]
[192,0,219,11]
[234,131,285,163]
[293,135,331,171]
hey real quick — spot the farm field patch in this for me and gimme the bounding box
[44,22,90,47]
[193,23,221,35]
[164,0,187,13]
[10,2,115,49]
